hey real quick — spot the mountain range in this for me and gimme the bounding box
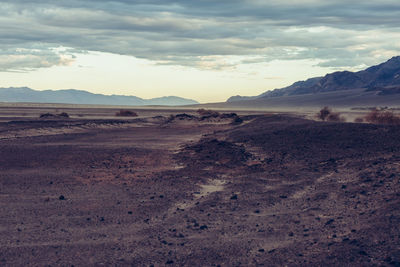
[226,56,400,108]
[2,56,400,108]
[0,87,198,106]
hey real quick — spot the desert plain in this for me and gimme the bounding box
[0,104,399,266]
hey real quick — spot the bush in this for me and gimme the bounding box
[232,116,243,125]
[40,113,56,118]
[220,113,238,119]
[354,117,364,123]
[115,110,138,117]
[317,106,331,121]
[316,107,346,122]
[364,109,400,125]
[58,112,69,118]
[197,108,220,118]
[175,113,197,120]
[39,112,69,118]
[326,113,344,122]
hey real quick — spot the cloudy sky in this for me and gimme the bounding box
[1,0,399,102]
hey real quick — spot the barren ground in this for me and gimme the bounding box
[0,106,399,266]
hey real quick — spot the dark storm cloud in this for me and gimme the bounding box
[1,0,399,71]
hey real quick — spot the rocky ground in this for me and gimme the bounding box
[0,110,399,266]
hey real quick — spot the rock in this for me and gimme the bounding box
[325,219,334,226]
[359,250,368,256]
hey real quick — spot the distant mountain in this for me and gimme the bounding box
[0,87,199,106]
[227,56,400,104]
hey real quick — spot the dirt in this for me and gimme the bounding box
[0,107,399,266]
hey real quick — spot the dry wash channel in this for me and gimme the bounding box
[0,113,399,266]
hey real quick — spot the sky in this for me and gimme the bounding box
[1,0,400,103]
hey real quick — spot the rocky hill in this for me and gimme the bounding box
[228,56,400,103]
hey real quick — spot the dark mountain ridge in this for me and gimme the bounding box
[228,56,400,102]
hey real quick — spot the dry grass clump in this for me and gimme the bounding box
[40,113,56,118]
[317,106,331,121]
[197,108,220,118]
[316,107,346,122]
[197,109,243,124]
[115,110,138,117]
[40,112,69,118]
[58,112,69,118]
[232,116,243,125]
[364,109,400,125]
[220,113,238,119]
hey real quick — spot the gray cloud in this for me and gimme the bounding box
[0,46,75,72]
[0,0,399,71]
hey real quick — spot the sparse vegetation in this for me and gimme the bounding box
[58,112,69,118]
[115,110,138,117]
[220,113,238,119]
[232,116,243,125]
[364,109,400,125]
[166,114,175,123]
[40,112,69,118]
[163,111,243,125]
[316,107,346,122]
[175,113,197,120]
[317,107,331,121]
[197,108,220,118]
[325,112,344,122]
[40,113,56,118]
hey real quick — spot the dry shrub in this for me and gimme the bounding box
[220,112,237,119]
[40,113,56,118]
[232,116,243,125]
[317,106,331,121]
[175,113,197,120]
[40,112,69,118]
[163,114,175,123]
[317,107,346,122]
[354,117,364,123]
[58,112,69,118]
[115,110,138,117]
[327,113,345,122]
[196,108,220,118]
[364,109,379,122]
[364,109,400,125]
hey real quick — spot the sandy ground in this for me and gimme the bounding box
[0,106,399,266]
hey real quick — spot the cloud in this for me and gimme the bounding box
[0,0,399,71]
[0,46,75,72]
